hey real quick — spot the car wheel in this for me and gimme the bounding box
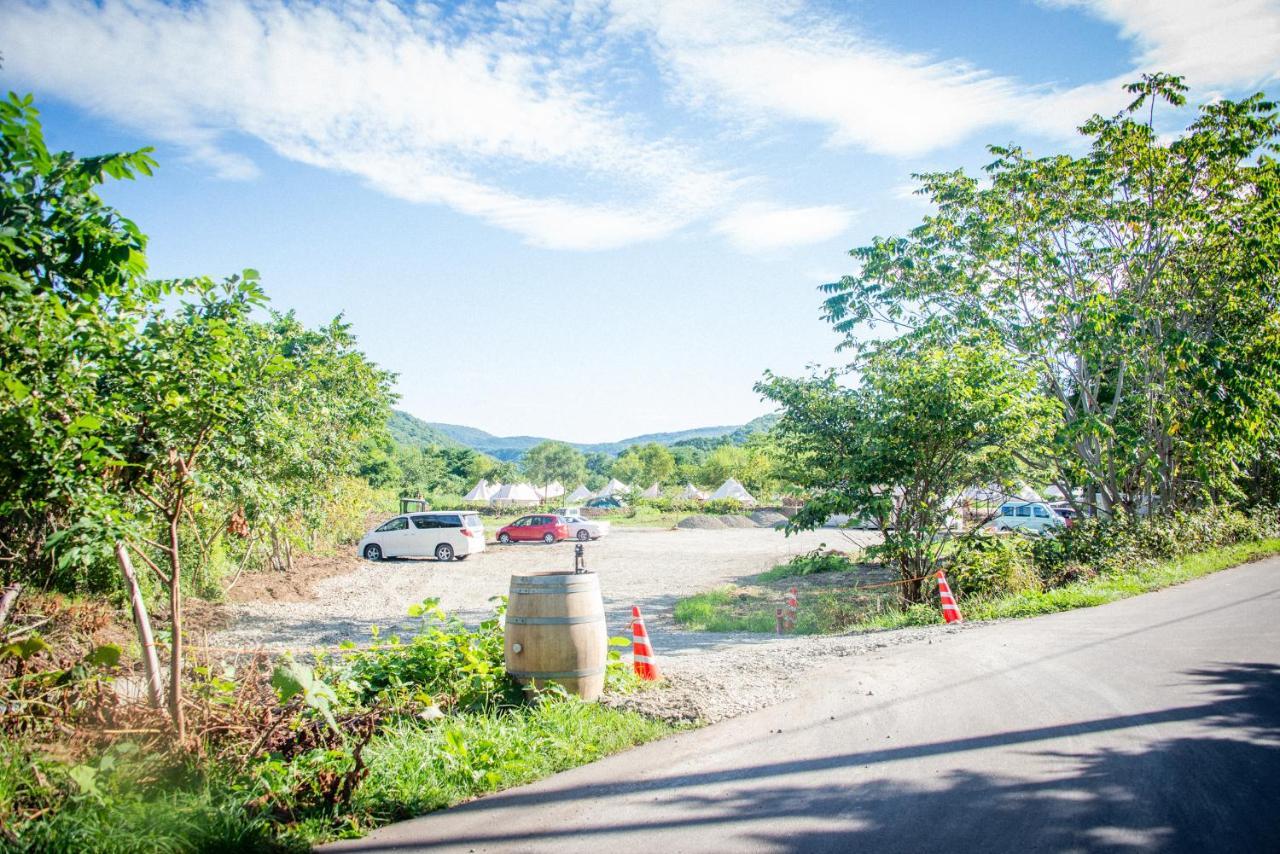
[576,529,590,542]
[542,532,555,544]
[435,543,454,562]
[363,544,382,561]
[499,532,512,544]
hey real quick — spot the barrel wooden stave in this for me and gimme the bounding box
[505,571,607,701]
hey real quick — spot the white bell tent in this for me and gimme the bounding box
[709,478,756,505]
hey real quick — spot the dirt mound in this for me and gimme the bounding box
[720,514,758,529]
[750,510,788,527]
[677,515,728,530]
[225,555,360,604]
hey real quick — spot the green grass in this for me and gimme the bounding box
[1,700,676,852]
[674,538,1280,636]
[966,537,1280,621]
[673,587,780,632]
[348,701,672,832]
[755,551,863,582]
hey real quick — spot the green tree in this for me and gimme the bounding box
[522,441,587,498]
[760,340,1056,600]
[821,75,1280,514]
[612,443,676,488]
[0,92,161,587]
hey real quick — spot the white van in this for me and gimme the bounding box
[357,511,486,562]
[993,501,1064,535]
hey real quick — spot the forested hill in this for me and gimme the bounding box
[388,410,776,459]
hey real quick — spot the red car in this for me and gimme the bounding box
[497,514,570,544]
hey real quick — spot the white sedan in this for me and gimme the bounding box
[559,515,610,541]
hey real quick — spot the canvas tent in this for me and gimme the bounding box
[489,483,540,506]
[709,478,756,505]
[566,484,593,502]
[597,478,631,497]
[679,483,707,501]
[535,481,565,500]
[463,479,493,503]
[640,482,661,499]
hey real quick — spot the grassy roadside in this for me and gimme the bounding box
[675,538,1280,636]
[5,699,675,851]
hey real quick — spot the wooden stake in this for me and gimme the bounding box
[114,543,166,710]
[0,583,20,630]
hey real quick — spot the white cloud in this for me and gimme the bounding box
[608,0,1279,157]
[1045,0,1280,87]
[714,203,854,252]
[0,0,734,250]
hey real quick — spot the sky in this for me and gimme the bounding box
[3,0,1279,443]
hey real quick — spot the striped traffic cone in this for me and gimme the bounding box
[785,587,799,632]
[936,571,963,623]
[631,606,661,681]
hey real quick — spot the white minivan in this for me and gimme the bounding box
[993,501,1064,535]
[357,511,486,562]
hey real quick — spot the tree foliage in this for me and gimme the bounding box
[820,75,1280,514]
[521,441,587,492]
[761,340,1055,598]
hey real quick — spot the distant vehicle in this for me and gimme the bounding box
[559,515,610,542]
[553,506,584,518]
[497,514,570,544]
[585,496,625,510]
[358,511,485,562]
[1051,503,1079,527]
[993,501,1065,535]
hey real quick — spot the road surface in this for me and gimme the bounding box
[326,558,1280,853]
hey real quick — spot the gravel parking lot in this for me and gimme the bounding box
[209,524,929,724]
[212,525,880,653]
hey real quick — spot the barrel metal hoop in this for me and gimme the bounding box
[505,614,604,625]
[508,666,606,679]
[510,585,598,595]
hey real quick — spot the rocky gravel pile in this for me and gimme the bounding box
[749,510,789,528]
[676,515,727,530]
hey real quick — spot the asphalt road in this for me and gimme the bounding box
[326,558,1280,853]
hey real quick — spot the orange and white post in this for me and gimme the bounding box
[785,587,799,632]
[935,571,963,623]
[631,605,662,680]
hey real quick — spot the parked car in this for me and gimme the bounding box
[992,501,1065,534]
[1051,503,1079,527]
[553,506,584,518]
[358,511,485,562]
[585,496,625,510]
[497,514,570,544]
[559,515,610,542]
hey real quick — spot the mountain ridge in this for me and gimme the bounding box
[388,410,775,459]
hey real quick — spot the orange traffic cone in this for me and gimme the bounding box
[785,587,799,632]
[631,606,661,681]
[936,571,962,623]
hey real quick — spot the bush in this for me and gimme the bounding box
[947,535,1041,598]
[758,548,860,581]
[1031,506,1280,579]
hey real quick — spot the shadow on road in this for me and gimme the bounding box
[333,662,1280,852]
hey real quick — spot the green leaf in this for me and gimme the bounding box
[85,644,121,668]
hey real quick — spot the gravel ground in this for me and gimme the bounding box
[209,525,909,723]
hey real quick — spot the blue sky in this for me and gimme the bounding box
[4,0,1279,442]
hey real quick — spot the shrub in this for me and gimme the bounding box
[947,535,1041,598]
[758,548,860,581]
[1031,506,1280,579]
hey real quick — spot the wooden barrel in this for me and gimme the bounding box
[505,571,607,701]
